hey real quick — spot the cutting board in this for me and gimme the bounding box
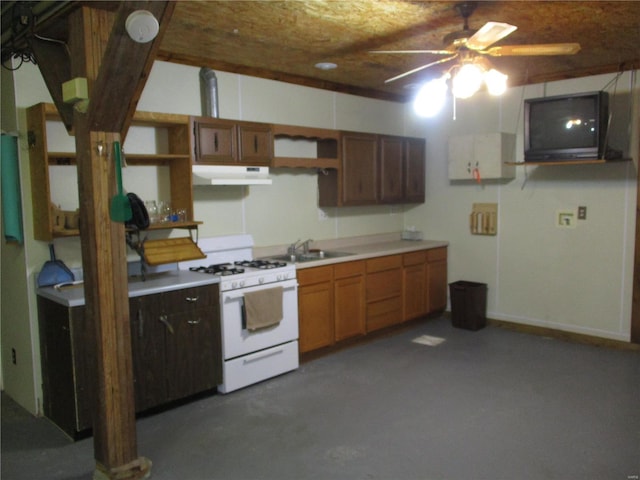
[142,237,206,266]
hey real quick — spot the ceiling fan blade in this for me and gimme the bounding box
[384,55,458,84]
[466,22,517,50]
[370,49,454,55]
[484,43,581,56]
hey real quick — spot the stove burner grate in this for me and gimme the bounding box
[235,259,288,269]
[189,264,246,276]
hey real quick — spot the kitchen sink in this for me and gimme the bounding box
[267,251,354,263]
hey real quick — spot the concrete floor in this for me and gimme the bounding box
[2,316,640,480]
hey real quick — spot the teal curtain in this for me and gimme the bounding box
[1,133,24,244]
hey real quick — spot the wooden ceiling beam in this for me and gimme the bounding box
[27,35,75,129]
[87,1,175,138]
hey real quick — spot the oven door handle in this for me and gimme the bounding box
[223,281,297,302]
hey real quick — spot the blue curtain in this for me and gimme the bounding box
[1,133,24,244]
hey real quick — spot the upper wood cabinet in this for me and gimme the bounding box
[404,137,426,203]
[379,135,404,203]
[27,103,199,241]
[448,133,515,180]
[192,116,273,166]
[319,133,425,207]
[342,132,379,205]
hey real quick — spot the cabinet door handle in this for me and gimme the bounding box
[214,132,218,151]
[187,318,201,325]
[254,135,258,153]
[185,296,199,303]
[159,314,174,334]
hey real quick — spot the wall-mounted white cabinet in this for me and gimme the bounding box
[448,133,516,181]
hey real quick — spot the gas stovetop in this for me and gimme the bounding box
[178,235,296,291]
[189,260,288,277]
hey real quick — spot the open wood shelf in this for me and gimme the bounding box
[28,102,199,241]
[272,123,340,170]
[272,157,339,169]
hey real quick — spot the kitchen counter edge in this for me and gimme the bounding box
[268,239,449,270]
[37,270,220,308]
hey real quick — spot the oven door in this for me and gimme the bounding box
[220,278,298,360]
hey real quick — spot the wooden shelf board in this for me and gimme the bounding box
[141,221,202,231]
[272,124,340,141]
[47,152,190,166]
[52,229,80,238]
[272,157,339,169]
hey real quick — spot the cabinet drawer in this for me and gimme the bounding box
[366,297,403,332]
[334,260,365,279]
[403,250,426,266]
[366,268,402,302]
[172,286,218,308]
[219,341,299,394]
[298,266,333,285]
[427,247,447,262]
[366,254,402,273]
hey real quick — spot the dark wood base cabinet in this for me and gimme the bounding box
[37,284,221,438]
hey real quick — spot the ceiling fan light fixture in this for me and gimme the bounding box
[485,68,508,96]
[452,63,484,99]
[315,62,337,71]
[413,76,448,117]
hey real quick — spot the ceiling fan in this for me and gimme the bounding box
[371,1,581,84]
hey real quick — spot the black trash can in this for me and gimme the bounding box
[449,281,487,331]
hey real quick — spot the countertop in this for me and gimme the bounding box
[38,233,448,306]
[37,270,220,307]
[254,233,448,269]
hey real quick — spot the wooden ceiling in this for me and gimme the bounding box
[2,1,639,102]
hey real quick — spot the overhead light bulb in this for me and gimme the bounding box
[452,63,484,99]
[413,76,448,117]
[485,68,508,96]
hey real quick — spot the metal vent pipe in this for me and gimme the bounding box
[199,67,219,118]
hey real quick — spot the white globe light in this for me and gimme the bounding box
[413,78,448,117]
[485,69,508,96]
[452,64,484,99]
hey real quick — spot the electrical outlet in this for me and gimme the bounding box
[11,348,16,365]
[318,208,328,221]
[578,206,587,220]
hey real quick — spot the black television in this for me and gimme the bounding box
[524,91,609,162]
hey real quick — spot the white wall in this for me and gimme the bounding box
[3,60,637,414]
[406,71,638,342]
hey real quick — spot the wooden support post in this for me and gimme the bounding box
[75,127,149,479]
[30,2,173,476]
[67,5,152,479]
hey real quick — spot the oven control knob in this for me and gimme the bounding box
[259,277,265,284]
[240,280,246,287]
[232,281,238,289]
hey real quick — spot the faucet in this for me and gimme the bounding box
[287,238,313,255]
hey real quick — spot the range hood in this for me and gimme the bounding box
[192,165,273,186]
